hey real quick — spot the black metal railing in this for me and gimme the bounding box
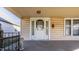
[0,32,20,51]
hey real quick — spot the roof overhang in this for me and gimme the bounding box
[5,7,79,18]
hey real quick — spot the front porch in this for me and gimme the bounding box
[23,40,79,51]
[3,7,79,51]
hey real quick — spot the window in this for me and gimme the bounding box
[65,20,71,36]
[36,20,44,30]
[73,20,79,36]
[65,18,79,36]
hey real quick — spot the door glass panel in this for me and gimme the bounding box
[46,21,48,35]
[32,21,34,35]
[36,20,44,30]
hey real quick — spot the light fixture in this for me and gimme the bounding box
[52,24,54,28]
[36,10,41,14]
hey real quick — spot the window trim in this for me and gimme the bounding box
[64,18,79,36]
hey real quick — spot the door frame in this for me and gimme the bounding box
[30,17,51,40]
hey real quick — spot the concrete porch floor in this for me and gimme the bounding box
[23,40,79,51]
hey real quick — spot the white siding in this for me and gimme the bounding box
[21,18,30,40]
[50,17,64,40]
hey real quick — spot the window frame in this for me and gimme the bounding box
[64,18,79,36]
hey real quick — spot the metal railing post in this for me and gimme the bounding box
[0,30,3,50]
[17,32,20,51]
[0,31,20,51]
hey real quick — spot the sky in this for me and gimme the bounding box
[0,7,21,26]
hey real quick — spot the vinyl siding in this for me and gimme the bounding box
[21,18,30,40]
[50,17,64,40]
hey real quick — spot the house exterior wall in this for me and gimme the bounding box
[21,17,30,40]
[50,17,64,40]
[21,17,79,40]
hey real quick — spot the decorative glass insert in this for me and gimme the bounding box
[73,20,79,36]
[36,20,44,30]
[65,20,71,36]
[32,21,34,35]
[46,21,48,35]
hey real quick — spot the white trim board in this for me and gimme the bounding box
[64,18,79,37]
[30,17,51,40]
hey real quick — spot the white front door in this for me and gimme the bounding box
[30,17,50,40]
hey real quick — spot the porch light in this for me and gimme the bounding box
[36,10,41,14]
[52,24,54,28]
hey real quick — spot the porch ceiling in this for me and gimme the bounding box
[6,7,79,18]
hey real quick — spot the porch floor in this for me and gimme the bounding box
[23,40,79,51]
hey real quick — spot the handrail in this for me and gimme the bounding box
[0,32,20,51]
[0,35,20,40]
